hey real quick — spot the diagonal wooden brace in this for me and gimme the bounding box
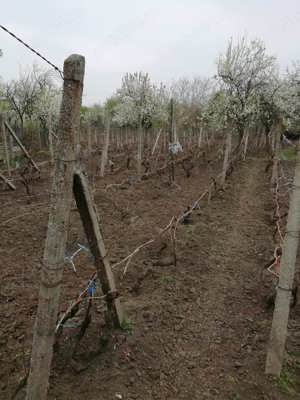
[73,171,124,327]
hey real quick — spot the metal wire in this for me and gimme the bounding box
[0,24,64,79]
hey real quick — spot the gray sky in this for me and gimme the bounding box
[1,0,299,105]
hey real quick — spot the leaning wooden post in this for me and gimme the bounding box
[73,171,124,326]
[26,55,85,400]
[151,128,162,155]
[0,173,16,190]
[5,121,40,172]
[265,141,300,376]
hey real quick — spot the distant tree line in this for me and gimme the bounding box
[0,37,299,150]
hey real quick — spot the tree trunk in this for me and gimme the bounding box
[237,129,244,148]
[206,129,210,149]
[26,54,85,400]
[265,128,272,153]
[242,129,249,161]
[221,130,232,187]
[20,116,24,139]
[265,141,300,377]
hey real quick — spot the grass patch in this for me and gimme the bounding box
[160,273,175,285]
[275,367,297,395]
[280,147,297,161]
[120,317,134,335]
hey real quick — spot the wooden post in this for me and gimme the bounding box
[137,118,143,178]
[94,127,98,147]
[87,125,92,155]
[271,123,282,186]
[125,126,128,146]
[47,113,54,164]
[205,130,210,149]
[5,121,39,172]
[26,55,85,400]
[38,129,43,150]
[198,126,203,148]
[169,99,175,183]
[0,173,16,190]
[1,114,11,176]
[73,171,123,326]
[100,118,110,177]
[163,130,167,151]
[152,128,162,155]
[266,140,300,376]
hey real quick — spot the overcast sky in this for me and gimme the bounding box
[1,0,299,105]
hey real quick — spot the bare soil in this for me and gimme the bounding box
[1,153,300,400]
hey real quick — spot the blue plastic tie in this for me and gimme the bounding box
[88,280,96,297]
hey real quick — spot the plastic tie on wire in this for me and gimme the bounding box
[169,142,183,154]
[64,241,92,273]
[88,280,96,297]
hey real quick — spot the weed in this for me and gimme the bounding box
[275,367,297,395]
[121,317,134,335]
[280,148,297,161]
[160,274,175,284]
[230,394,241,400]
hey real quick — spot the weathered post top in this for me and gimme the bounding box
[63,54,85,82]
[57,54,85,150]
